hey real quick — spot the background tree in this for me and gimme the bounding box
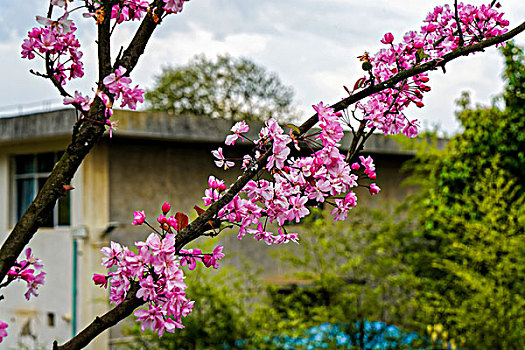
[241,207,432,350]
[146,55,297,121]
[402,41,525,349]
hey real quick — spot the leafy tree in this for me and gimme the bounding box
[403,42,525,349]
[244,207,432,350]
[146,55,297,121]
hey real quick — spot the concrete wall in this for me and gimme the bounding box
[107,137,415,282]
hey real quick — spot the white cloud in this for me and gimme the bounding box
[1,0,524,131]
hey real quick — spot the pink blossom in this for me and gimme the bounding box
[100,241,123,268]
[272,227,299,245]
[145,233,175,256]
[167,216,178,230]
[134,306,165,333]
[247,223,274,245]
[132,210,146,225]
[0,321,7,344]
[369,183,381,195]
[137,275,158,301]
[203,188,220,206]
[63,91,91,111]
[24,271,46,300]
[106,119,118,138]
[103,66,130,91]
[359,155,376,176]
[180,248,203,270]
[225,121,250,145]
[202,246,225,269]
[286,194,310,223]
[330,191,357,221]
[163,0,190,14]
[208,176,226,191]
[403,119,420,138]
[380,32,394,44]
[93,274,108,288]
[212,147,235,169]
[161,202,171,214]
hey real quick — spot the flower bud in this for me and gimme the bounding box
[157,215,167,224]
[92,274,108,288]
[167,216,178,230]
[369,183,381,195]
[132,210,146,225]
[380,32,394,44]
[161,202,171,214]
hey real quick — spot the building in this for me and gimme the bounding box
[0,108,434,349]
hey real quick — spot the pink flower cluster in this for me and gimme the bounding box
[21,16,83,85]
[6,248,46,300]
[205,103,380,243]
[111,0,150,23]
[63,91,91,111]
[356,2,509,137]
[102,66,145,110]
[97,202,225,336]
[163,0,190,14]
[0,321,7,344]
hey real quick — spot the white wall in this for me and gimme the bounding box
[0,144,76,349]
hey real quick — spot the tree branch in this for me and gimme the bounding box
[115,0,166,74]
[0,3,112,285]
[299,20,525,135]
[454,0,465,47]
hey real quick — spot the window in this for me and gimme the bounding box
[13,152,70,227]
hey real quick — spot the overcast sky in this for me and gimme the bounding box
[1,0,524,134]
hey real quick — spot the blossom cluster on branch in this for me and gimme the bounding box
[355,3,509,136]
[96,202,224,336]
[206,103,381,246]
[0,248,45,343]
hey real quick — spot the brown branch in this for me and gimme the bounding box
[115,0,166,74]
[0,4,113,286]
[299,19,525,135]
[454,0,465,47]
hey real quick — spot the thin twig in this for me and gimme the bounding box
[454,0,465,47]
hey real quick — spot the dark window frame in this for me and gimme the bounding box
[12,152,71,228]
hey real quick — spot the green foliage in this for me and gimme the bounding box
[402,42,525,349]
[243,207,425,349]
[501,41,525,114]
[145,54,296,122]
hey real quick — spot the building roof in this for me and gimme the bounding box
[0,108,446,154]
